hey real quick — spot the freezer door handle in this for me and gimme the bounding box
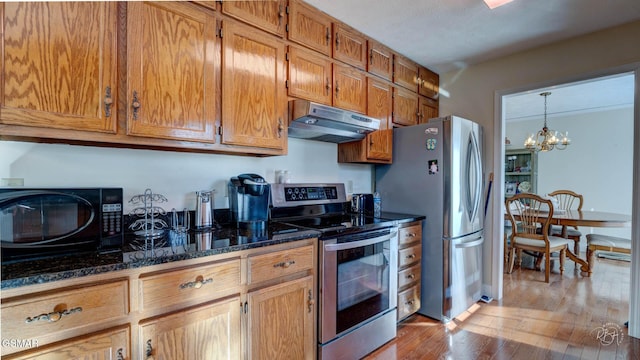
[455,238,484,248]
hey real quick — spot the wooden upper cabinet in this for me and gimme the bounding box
[367,79,393,161]
[221,0,286,37]
[126,2,216,143]
[287,46,332,105]
[393,54,419,92]
[333,63,366,114]
[418,96,439,124]
[287,0,332,56]
[393,86,419,127]
[332,23,367,70]
[221,21,287,151]
[1,2,118,133]
[367,40,393,81]
[418,66,439,100]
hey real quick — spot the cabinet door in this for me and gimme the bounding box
[418,96,439,124]
[221,0,286,37]
[140,297,241,360]
[418,66,439,100]
[332,23,367,70]
[4,326,129,360]
[333,63,366,114]
[287,46,332,105]
[368,40,393,81]
[366,78,393,161]
[1,2,117,133]
[393,54,419,92]
[221,21,287,151]
[126,2,216,142]
[393,87,419,126]
[287,0,332,56]
[248,276,315,360]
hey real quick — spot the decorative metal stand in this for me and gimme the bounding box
[128,188,168,257]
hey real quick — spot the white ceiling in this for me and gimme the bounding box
[303,0,639,120]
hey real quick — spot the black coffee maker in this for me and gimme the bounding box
[228,173,270,229]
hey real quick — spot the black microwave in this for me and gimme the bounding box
[0,188,124,262]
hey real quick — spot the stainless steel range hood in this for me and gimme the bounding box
[288,100,380,143]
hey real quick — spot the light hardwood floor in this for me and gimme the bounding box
[365,253,639,359]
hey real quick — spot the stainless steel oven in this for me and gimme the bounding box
[319,227,397,360]
[270,183,399,360]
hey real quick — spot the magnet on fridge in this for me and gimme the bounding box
[426,138,437,150]
[428,160,438,174]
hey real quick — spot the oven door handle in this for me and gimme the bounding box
[324,231,398,252]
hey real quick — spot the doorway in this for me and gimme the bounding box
[495,68,639,338]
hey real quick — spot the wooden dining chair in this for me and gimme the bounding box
[505,193,571,283]
[548,190,584,255]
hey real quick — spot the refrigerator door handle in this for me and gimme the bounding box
[455,238,484,248]
[465,131,482,223]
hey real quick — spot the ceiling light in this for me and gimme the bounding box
[524,92,571,152]
[484,0,514,9]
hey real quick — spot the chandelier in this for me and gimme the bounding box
[524,92,570,152]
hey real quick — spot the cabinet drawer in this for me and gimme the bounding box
[398,243,422,268]
[398,223,422,247]
[139,259,241,312]
[398,263,421,290]
[248,244,314,284]
[397,284,421,321]
[1,279,129,346]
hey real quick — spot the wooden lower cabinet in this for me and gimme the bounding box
[3,326,129,360]
[247,276,315,360]
[1,238,318,359]
[140,297,241,359]
[397,221,423,322]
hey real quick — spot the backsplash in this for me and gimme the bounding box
[0,138,373,213]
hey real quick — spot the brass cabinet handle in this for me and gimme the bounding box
[179,277,213,289]
[131,91,141,120]
[146,339,154,360]
[274,260,295,268]
[369,49,374,65]
[325,27,330,45]
[25,306,82,323]
[307,289,314,313]
[325,78,331,96]
[104,86,113,117]
[406,254,416,259]
[278,118,284,138]
[407,273,415,279]
[407,232,417,238]
[406,300,415,306]
[335,33,340,49]
[117,348,124,360]
[335,82,340,95]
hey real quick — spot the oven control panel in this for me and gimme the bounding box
[284,186,339,201]
[271,183,347,208]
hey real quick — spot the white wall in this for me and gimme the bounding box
[439,19,640,304]
[506,107,634,240]
[0,139,374,213]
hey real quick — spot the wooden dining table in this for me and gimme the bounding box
[506,209,632,276]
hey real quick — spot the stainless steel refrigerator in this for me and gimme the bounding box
[375,115,484,322]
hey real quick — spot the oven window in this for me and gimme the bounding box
[335,239,390,333]
[0,194,95,244]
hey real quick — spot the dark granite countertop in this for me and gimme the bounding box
[1,212,424,290]
[1,223,320,290]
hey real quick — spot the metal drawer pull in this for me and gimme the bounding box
[146,339,154,360]
[406,300,415,306]
[117,348,124,360]
[180,277,213,289]
[308,290,314,313]
[25,306,83,323]
[406,274,415,279]
[406,254,416,259]
[274,260,296,268]
[407,232,417,237]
